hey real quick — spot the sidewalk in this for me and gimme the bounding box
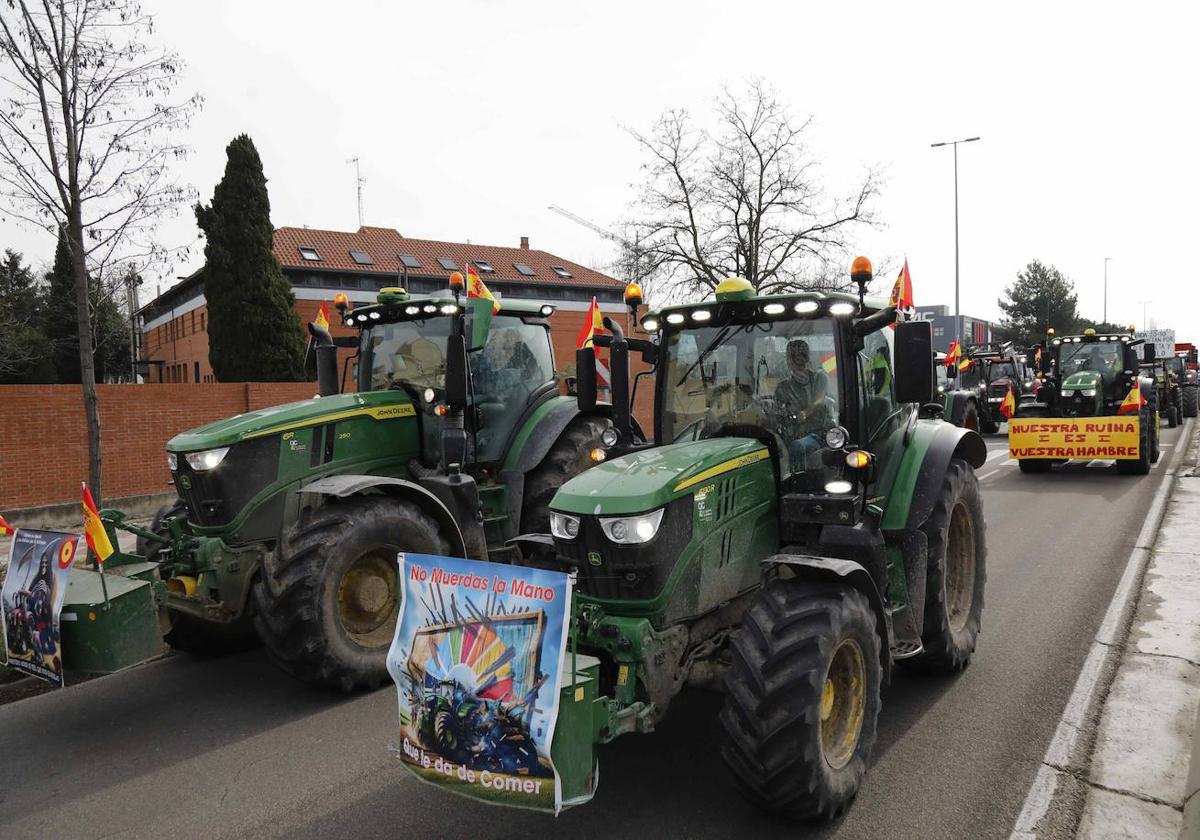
[1076,428,1200,838]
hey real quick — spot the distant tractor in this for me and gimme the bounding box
[969,343,1034,433]
[80,282,621,690]
[1171,346,1198,418]
[1011,328,1158,475]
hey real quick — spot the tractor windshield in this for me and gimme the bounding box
[984,360,1017,381]
[660,318,840,481]
[1059,341,1123,385]
[360,318,453,392]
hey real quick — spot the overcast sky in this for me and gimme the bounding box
[3,0,1197,337]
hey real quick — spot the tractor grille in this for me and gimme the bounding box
[171,437,280,527]
[553,496,693,601]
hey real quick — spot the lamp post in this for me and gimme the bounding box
[1103,257,1113,324]
[931,136,981,345]
[1137,300,1152,332]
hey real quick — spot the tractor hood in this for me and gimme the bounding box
[1062,370,1103,391]
[167,390,417,452]
[551,437,770,516]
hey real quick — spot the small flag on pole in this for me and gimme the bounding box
[821,352,837,375]
[959,358,973,372]
[888,259,915,329]
[1000,387,1017,420]
[1118,384,1146,415]
[466,264,501,314]
[945,340,962,367]
[314,300,330,331]
[0,512,14,536]
[82,483,115,566]
[576,297,604,356]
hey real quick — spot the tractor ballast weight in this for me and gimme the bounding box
[68,287,619,689]
[519,264,988,819]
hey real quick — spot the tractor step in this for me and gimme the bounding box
[891,641,925,660]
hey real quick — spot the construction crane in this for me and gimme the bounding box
[347,156,365,228]
[547,205,629,247]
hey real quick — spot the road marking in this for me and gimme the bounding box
[1010,417,1194,839]
[985,448,1010,464]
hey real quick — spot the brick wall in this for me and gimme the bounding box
[0,383,316,510]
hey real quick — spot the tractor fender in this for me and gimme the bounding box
[297,475,467,558]
[881,420,986,534]
[764,553,892,676]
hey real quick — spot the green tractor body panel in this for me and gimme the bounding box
[550,437,768,516]
[1060,370,1104,416]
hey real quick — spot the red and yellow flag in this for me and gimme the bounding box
[890,259,915,312]
[1118,384,1146,415]
[1000,388,1017,420]
[576,297,604,356]
[0,512,14,536]
[821,352,837,375]
[82,482,115,566]
[466,264,501,314]
[959,358,973,372]
[314,300,330,331]
[945,340,962,367]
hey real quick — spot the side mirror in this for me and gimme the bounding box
[575,347,597,412]
[1143,343,1156,364]
[946,364,958,381]
[445,334,469,410]
[894,321,935,404]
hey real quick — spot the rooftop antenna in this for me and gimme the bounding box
[347,156,365,228]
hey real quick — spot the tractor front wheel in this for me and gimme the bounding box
[1183,386,1198,418]
[1018,459,1052,474]
[253,495,448,691]
[520,415,611,533]
[136,499,188,561]
[906,457,987,673]
[720,581,882,821]
[1168,405,1179,428]
[1117,410,1153,475]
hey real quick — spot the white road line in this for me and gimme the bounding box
[1009,417,1195,838]
[985,448,1010,464]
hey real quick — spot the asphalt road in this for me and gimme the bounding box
[0,422,1188,840]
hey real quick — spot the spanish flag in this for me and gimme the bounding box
[466,264,501,314]
[945,340,962,367]
[959,358,973,372]
[1118,384,1146,415]
[314,300,330,331]
[1000,387,1017,420]
[821,352,837,375]
[890,259,915,312]
[576,296,604,356]
[0,512,13,536]
[82,482,115,566]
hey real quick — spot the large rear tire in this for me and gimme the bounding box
[520,415,611,533]
[1183,386,1198,418]
[253,496,448,691]
[905,457,987,673]
[719,581,882,821]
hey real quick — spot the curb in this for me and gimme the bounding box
[1185,699,1200,839]
[1012,417,1198,839]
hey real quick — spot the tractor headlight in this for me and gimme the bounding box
[167,451,178,472]
[1079,388,1097,397]
[550,512,580,540]
[600,426,619,447]
[599,509,665,545]
[824,426,849,450]
[185,446,230,472]
[1061,388,1076,397]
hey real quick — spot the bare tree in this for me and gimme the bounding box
[0,0,200,501]
[626,79,882,302]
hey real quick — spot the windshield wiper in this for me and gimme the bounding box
[676,324,739,386]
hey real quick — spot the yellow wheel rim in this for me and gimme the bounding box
[336,550,398,647]
[820,638,866,770]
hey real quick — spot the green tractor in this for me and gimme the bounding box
[1012,328,1158,475]
[90,285,617,690]
[936,351,985,431]
[522,259,988,820]
[1141,354,1181,428]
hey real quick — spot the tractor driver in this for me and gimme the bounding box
[775,339,834,463]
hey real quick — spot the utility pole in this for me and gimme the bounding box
[347,156,365,228]
[1137,300,1152,331]
[124,270,143,383]
[1103,257,1113,324]
[930,136,981,345]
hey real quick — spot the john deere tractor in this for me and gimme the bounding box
[520,259,988,820]
[89,284,615,690]
[1011,328,1158,475]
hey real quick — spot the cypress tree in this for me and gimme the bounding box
[45,228,81,382]
[196,134,305,381]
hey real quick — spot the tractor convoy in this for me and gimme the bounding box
[12,253,1197,824]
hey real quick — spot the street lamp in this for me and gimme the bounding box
[931,136,981,345]
[1103,257,1113,325]
[1137,300,1152,332]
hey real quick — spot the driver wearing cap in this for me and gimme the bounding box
[775,339,833,460]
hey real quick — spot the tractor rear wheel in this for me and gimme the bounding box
[1018,459,1052,474]
[520,415,611,533]
[253,495,448,691]
[1117,410,1153,475]
[1183,386,1198,418]
[906,457,987,674]
[720,581,882,821]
